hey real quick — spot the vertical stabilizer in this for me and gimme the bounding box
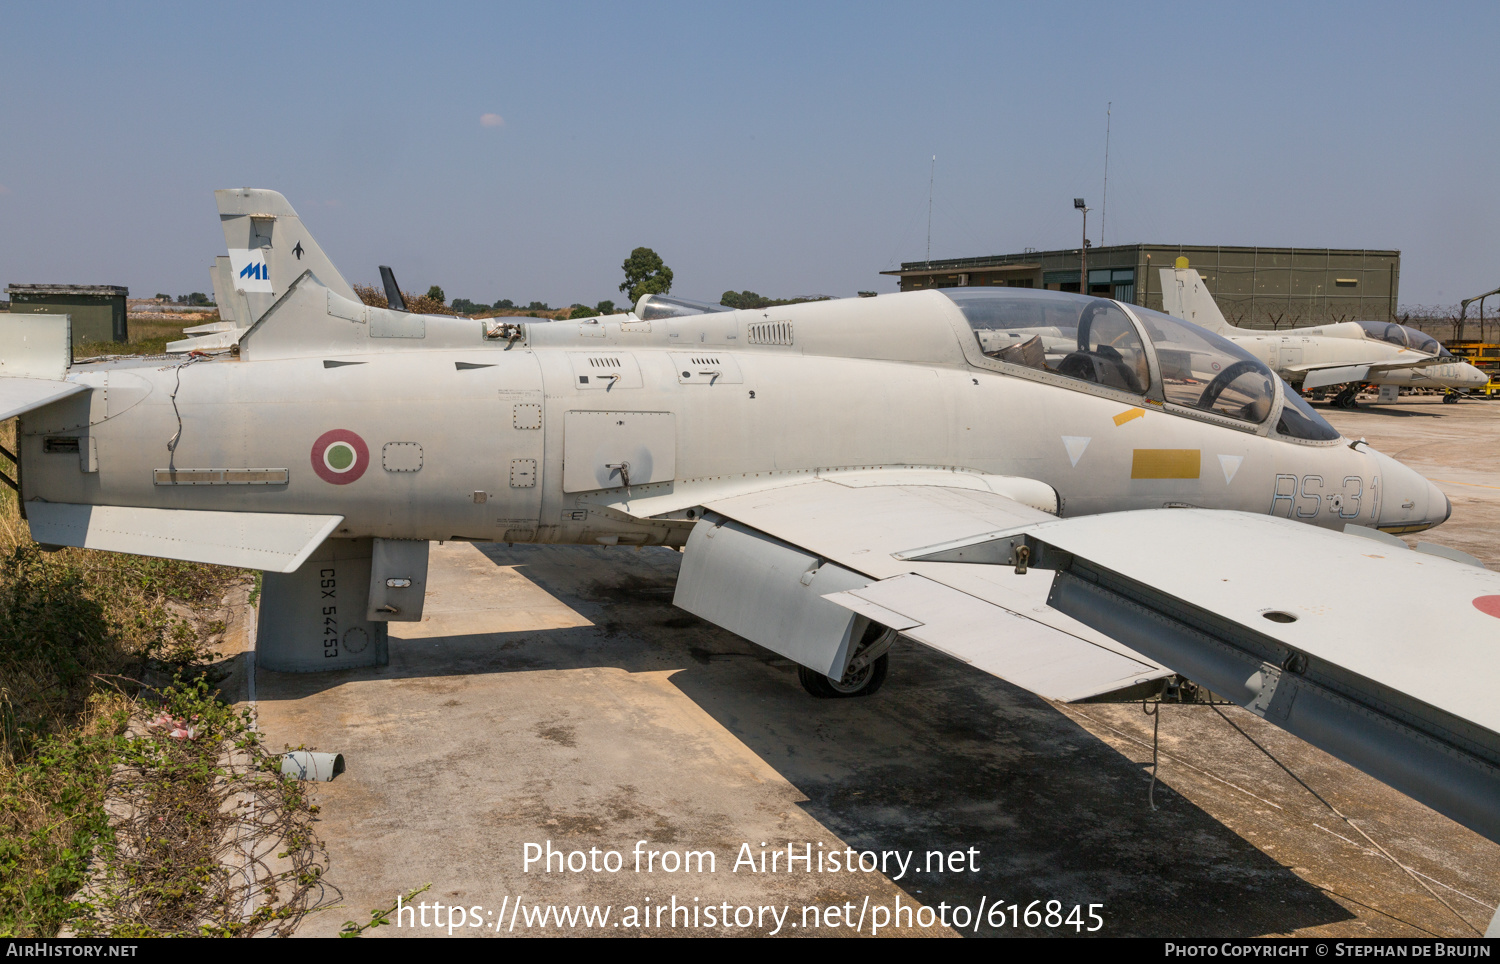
[215,189,358,327]
[210,255,244,325]
[1158,264,1235,334]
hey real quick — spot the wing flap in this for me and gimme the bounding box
[26,502,343,572]
[824,573,1167,702]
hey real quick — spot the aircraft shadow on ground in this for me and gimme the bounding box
[255,543,1354,937]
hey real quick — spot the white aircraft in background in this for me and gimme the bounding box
[2,193,1497,938]
[1159,263,1488,407]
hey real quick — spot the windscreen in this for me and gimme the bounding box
[1128,305,1277,423]
[1275,379,1341,441]
[944,289,1149,395]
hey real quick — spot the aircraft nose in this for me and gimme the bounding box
[1463,363,1489,387]
[1366,448,1451,533]
[1428,482,1452,527]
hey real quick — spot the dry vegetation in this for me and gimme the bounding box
[73,311,222,360]
[351,283,574,320]
[0,416,331,936]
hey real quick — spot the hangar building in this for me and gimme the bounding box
[6,284,129,346]
[881,245,1399,331]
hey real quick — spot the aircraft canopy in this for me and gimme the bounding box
[947,289,1280,427]
[1356,320,1448,356]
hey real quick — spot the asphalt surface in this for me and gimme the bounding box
[243,394,1500,938]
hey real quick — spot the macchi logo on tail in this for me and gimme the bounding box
[227,247,273,293]
[311,430,369,484]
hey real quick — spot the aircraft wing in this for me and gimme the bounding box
[676,475,1174,702]
[1289,355,1443,390]
[675,479,1500,844]
[26,503,343,572]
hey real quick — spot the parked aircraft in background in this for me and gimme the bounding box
[1,193,1495,932]
[1159,263,1488,407]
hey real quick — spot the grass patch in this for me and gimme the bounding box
[0,418,317,936]
[73,313,218,359]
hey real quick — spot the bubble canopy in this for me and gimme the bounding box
[1356,320,1447,356]
[943,289,1279,425]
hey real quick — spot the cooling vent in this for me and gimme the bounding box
[588,356,623,368]
[747,322,793,346]
[690,356,721,365]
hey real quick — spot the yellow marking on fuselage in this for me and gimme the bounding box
[1131,449,1201,480]
[1113,407,1145,426]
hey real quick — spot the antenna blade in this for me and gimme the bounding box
[379,266,407,312]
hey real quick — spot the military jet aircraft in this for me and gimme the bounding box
[1159,263,1488,406]
[4,192,1497,929]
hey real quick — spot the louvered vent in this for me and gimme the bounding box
[588,356,623,368]
[690,356,721,365]
[747,322,794,346]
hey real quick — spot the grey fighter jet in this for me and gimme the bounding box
[5,192,1498,922]
[1159,263,1489,406]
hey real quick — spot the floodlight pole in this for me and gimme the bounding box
[1074,198,1090,296]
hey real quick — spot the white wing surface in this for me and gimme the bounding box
[678,474,1174,702]
[673,478,1500,844]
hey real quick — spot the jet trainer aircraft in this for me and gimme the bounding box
[4,192,1498,929]
[1159,263,1488,407]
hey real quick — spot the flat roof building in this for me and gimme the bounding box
[6,284,129,346]
[882,245,1400,331]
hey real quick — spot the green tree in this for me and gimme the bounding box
[595,300,616,315]
[425,285,446,305]
[620,248,673,304]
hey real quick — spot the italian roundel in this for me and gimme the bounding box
[311,430,369,485]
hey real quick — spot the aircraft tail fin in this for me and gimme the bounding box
[215,189,358,327]
[1158,265,1234,334]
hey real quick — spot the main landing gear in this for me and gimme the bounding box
[1442,391,1463,405]
[798,623,898,698]
[1330,384,1362,409]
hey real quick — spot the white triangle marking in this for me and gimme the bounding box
[1062,436,1091,468]
[1218,454,1244,484]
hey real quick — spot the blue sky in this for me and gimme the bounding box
[1,2,1496,308]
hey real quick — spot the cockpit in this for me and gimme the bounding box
[1355,320,1449,356]
[943,288,1339,441]
[634,294,734,321]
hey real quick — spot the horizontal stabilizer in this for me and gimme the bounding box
[166,327,247,354]
[0,378,87,421]
[26,503,343,573]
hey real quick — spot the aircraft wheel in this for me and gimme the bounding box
[798,654,889,699]
[1443,393,1460,405]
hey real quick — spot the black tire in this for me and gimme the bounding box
[798,654,889,699]
[1443,393,1460,405]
